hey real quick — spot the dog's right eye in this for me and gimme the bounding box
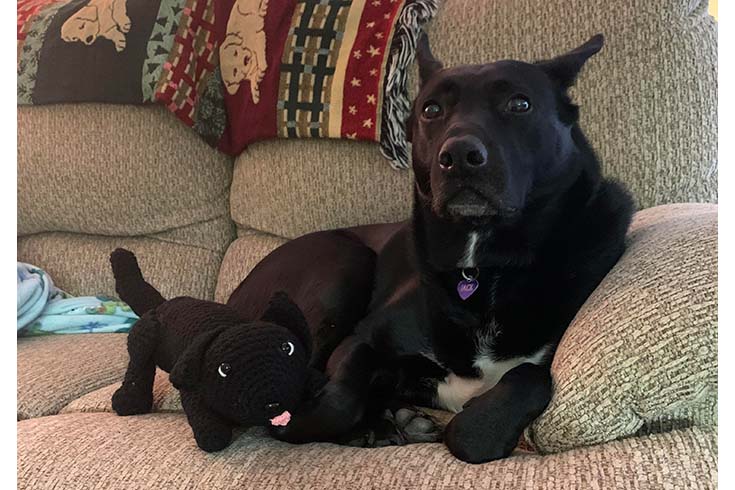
[422,102,442,119]
[280,341,295,356]
[506,95,531,114]
[218,363,232,378]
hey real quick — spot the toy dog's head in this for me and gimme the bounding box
[168,292,311,427]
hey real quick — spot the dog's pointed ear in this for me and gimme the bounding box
[261,292,311,358]
[405,101,416,143]
[416,33,443,86]
[537,34,604,89]
[170,327,226,391]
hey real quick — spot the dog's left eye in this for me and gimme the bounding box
[506,96,531,114]
[280,341,295,356]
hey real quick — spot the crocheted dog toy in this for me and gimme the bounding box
[109,248,325,452]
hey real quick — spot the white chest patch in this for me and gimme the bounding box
[435,345,550,413]
[458,232,480,268]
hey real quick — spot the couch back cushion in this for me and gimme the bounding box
[231,140,413,239]
[230,0,716,238]
[18,104,236,299]
[18,104,234,254]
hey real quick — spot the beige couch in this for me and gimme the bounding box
[17,0,718,488]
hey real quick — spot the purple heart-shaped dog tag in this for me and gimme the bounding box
[457,279,479,300]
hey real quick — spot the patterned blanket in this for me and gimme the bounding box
[17,0,438,168]
[17,263,138,336]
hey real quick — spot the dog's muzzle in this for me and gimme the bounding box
[445,188,492,218]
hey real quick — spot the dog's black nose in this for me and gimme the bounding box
[438,136,488,170]
[85,35,94,44]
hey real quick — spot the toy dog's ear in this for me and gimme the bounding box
[261,292,311,359]
[169,327,226,391]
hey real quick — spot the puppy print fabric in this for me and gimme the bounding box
[61,0,132,52]
[17,0,439,168]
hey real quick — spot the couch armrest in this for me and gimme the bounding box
[528,203,717,453]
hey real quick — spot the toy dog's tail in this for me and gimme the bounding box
[110,248,166,317]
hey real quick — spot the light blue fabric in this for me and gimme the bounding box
[17,262,138,336]
[17,263,65,330]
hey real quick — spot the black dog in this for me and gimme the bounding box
[226,34,634,463]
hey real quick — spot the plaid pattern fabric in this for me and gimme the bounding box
[155,0,218,126]
[277,0,406,144]
[277,0,350,138]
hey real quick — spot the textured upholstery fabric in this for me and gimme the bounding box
[214,230,288,303]
[18,232,223,300]
[17,104,235,253]
[18,413,716,490]
[17,335,128,420]
[230,139,413,238]
[62,369,182,415]
[229,0,716,239]
[529,204,717,453]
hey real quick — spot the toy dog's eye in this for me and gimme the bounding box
[506,95,531,114]
[422,101,442,119]
[218,363,231,378]
[280,341,295,356]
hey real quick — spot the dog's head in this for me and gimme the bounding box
[61,5,100,45]
[407,34,604,225]
[220,34,256,95]
[169,292,311,426]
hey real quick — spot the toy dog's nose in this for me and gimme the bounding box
[265,402,282,416]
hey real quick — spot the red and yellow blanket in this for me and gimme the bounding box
[17,0,438,168]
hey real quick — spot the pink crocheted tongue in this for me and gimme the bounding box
[269,411,291,427]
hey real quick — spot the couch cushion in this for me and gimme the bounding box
[230,140,413,239]
[18,104,234,254]
[61,369,182,415]
[18,232,223,300]
[529,203,717,453]
[18,334,128,420]
[214,230,288,303]
[18,412,716,489]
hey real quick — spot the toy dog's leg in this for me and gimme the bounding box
[112,313,158,415]
[180,391,233,452]
[269,337,379,443]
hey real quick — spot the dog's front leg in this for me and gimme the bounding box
[270,338,379,443]
[443,363,552,464]
[180,391,234,452]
